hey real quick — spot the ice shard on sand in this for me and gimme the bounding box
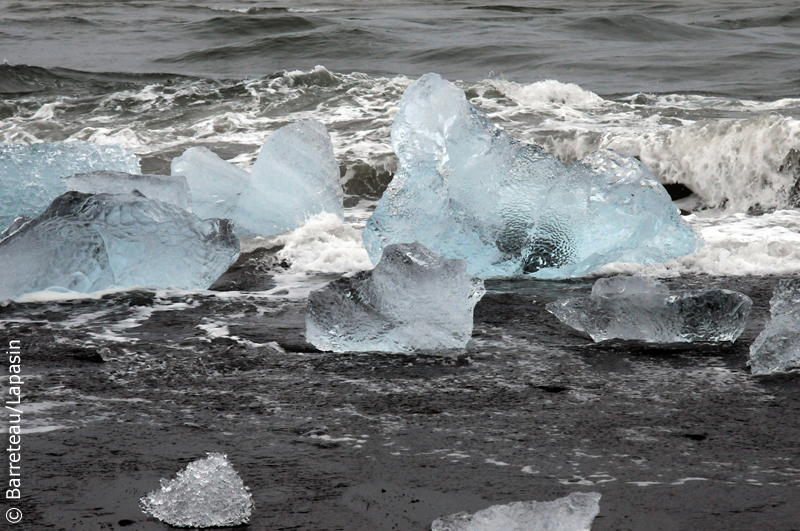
[140,452,254,528]
[0,141,140,229]
[749,279,800,375]
[172,120,343,237]
[432,492,601,531]
[306,242,485,353]
[547,276,752,343]
[0,191,239,298]
[362,74,702,278]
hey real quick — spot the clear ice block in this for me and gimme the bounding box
[547,276,752,343]
[306,242,485,353]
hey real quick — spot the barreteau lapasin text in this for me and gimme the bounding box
[5,340,23,524]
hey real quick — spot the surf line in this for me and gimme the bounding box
[5,340,22,502]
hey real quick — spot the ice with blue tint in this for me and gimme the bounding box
[0,191,239,299]
[306,242,485,353]
[547,276,752,343]
[140,453,254,528]
[749,279,800,375]
[172,120,343,237]
[171,146,249,220]
[64,170,191,210]
[362,74,702,278]
[432,492,601,531]
[0,141,140,229]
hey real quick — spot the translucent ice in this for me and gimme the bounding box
[64,170,190,210]
[0,141,140,229]
[306,242,485,353]
[749,280,800,375]
[547,276,752,343]
[431,492,601,531]
[0,191,239,298]
[363,74,702,278]
[172,120,343,236]
[171,146,249,220]
[140,452,253,528]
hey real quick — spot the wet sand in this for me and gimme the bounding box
[4,274,800,530]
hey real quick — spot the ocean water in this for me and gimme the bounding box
[2,2,800,530]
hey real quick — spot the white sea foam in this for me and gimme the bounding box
[597,210,800,277]
[244,212,372,275]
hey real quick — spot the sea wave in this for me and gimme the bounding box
[3,65,800,214]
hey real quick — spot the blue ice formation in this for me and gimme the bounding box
[0,141,140,230]
[547,276,752,343]
[0,191,239,299]
[749,279,800,375]
[362,74,703,278]
[64,171,191,210]
[305,242,485,353]
[171,120,343,237]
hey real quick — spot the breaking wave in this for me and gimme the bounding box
[3,64,800,214]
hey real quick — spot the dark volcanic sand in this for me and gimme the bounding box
[2,273,799,530]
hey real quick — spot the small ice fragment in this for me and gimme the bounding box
[749,279,800,375]
[0,141,140,229]
[547,276,752,343]
[431,492,601,531]
[0,191,239,298]
[363,73,702,278]
[140,452,253,528]
[64,170,190,210]
[171,121,343,236]
[305,242,485,353]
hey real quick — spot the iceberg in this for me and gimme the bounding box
[547,276,752,343]
[362,74,702,278]
[0,191,239,298]
[431,492,601,531]
[172,120,344,237]
[140,452,254,528]
[64,170,190,210]
[306,242,485,353]
[749,279,800,375]
[0,141,140,229]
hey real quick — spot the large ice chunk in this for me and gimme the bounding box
[306,242,485,353]
[140,452,253,528]
[749,280,800,375]
[171,120,344,236]
[64,170,190,210]
[0,141,140,229]
[363,74,702,278]
[432,492,601,531]
[547,276,752,343]
[0,191,239,298]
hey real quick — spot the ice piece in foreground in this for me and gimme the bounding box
[749,279,800,375]
[0,191,239,298]
[306,242,485,352]
[64,170,190,210]
[0,141,140,229]
[363,74,702,278]
[432,492,601,531]
[172,120,344,236]
[140,453,253,528]
[547,276,752,343]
